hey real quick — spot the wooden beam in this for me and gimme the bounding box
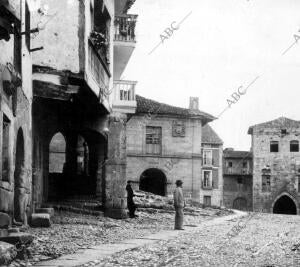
[33,80,79,101]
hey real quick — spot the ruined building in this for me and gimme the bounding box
[248,117,300,214]
[223,148,253,211]
[0,0,32,225]
[126,96,223,206]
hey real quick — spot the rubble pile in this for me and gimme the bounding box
[134,190,231,217]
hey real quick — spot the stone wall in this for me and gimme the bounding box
[251,125,300,213]
[31,0,81,73]
[0,0,32,224]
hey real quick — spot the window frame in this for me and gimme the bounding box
[203,149,213,166]
[145,126,162,155]
[290,140,299,152]
[262,174,271,192]
[270,141,279,153]
[202,170,212,189]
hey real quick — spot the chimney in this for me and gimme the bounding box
[189,97,199,110]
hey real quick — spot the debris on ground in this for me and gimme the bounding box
[6,197,230,267]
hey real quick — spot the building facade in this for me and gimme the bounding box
[201,124,223,206]
[249,117,300,214]
[0,0,32,224]
[126,95,222,204]
[223,148,253,211]
[29,0,139,219]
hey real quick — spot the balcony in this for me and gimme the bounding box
[224,167,252,175]
[113,14,138,80]
[87,39,110,99]
[112,80,137,114]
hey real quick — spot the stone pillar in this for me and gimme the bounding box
[104,113,127,219]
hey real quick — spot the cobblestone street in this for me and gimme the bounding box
[92,213,300,267]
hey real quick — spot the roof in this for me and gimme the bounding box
[248,117,300,134]
[135,95,216,122]
[223,149,252,159]
[202,124,223,144]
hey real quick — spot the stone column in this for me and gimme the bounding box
[104,113,127,219]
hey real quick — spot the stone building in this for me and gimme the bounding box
[0,0,32,224]
[30,0,139,218]
[248,117,300,214]
[126,95,223,205]
[201,124,223,206]
[223,148,252,211]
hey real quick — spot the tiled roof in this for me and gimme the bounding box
[135,95,216,122]
[248,117,300,134]
[223,150,252,159]
[202,124,223,144]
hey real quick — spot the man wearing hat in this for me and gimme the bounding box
[173,179,185,230]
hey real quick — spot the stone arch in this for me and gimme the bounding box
[14,128,25,222]
[272,192,298,215]
[139,168,167,196]
[233,197,247,211]
[49,132,66,173]
[48,132,67,200]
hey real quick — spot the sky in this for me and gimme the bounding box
[122,0,300,151]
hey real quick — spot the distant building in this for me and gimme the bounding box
[126,96,219,204]
[248,117,300,214]
[223,148,252,211]
[201,124,223,206]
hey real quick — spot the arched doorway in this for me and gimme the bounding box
[14,128,25,222]
[233,197,247,211]
[139,169,167,196]
[48,132,66,200]
[273,194,297,215]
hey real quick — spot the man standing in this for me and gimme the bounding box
[126,180,136,218]
[173,180,185,230]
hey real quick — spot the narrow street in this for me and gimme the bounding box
[87,213,300,267]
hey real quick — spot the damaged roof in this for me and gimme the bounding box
[248,117,300,134]
[202,124,223,144]
[135,95,216,122]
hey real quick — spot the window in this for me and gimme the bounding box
[227,161,233,168]
[203,150,212,166]
[270,141,279,152]
[281,129,287,135]
[203,196,211,206]
[242,162,247,168]
[2,115,10,181]
[146,127,162,155]
[290,141,299,152]
[237,177,243,184]
[202,170,212,188]
[262,174,271,192]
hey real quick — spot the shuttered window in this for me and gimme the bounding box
[146,126,162,155]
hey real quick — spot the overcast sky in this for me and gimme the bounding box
[123,0,300,150]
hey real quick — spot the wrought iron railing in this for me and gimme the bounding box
[114,14,138,42]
